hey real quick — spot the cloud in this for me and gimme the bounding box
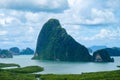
[0,0,69,13]
[63,0,118,27]
[0,31,8,35]
[82,28,120,41]
[107,0,120,9]
[0,0,120,48]
[88,8,116,24]
[28,27,34,33]
[0,13,22,26]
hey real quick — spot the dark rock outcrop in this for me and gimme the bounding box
[0,49,13,58]
[93,49,114,62]
[33,19,92,61]
[105,47,120,56]
[9,47,20,55]
[20,48,34,55]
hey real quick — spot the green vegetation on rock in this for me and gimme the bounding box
[0,50,13,58]
[104,47,120,56]
[20,47,34,55]
[93,49,114,62]
[9,47,20,55]
[33,19,92,62]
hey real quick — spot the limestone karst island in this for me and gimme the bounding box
[32,18,114,62]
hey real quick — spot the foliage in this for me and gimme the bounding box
[0,49,13,58]
[0,63,20,68]
[40,70,120,80]
[20,47,34,55]
[0,71,36,80]
[0,63,43,80]
[3,66,44,73]
[9,47,20,55]
[93,49,114,62]
[105,47,120,56]
[33,19,92,61]
[0,63,120,80]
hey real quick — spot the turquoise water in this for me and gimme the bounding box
[0,55,120,74]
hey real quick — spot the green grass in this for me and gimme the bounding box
[0,63,44,80]
[40,70,120,80]
[0,63,20,68]
[3,66,44,73]
[0,71,37,80]
[1,70,120,80]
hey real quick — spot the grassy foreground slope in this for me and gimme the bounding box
[0,63,43,80]
[40,70,120,80]
[0,71,36,80]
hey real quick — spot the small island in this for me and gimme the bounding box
[0,49,13,58]
[93,49,114,62]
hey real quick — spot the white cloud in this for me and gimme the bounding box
[0,0,120,48]
[0,19,5,26]
[107,0,120,9]
[0,0,69,12]
[0,15,22,26]
[25,12,40,23]
[28,27,34,33]
[90,8,116,24]
[82,28,120,41]
[0,31,8,35]
[0,13,4,16]
[73,8,116,25]
[63,25,81,39]
[64,0,118,26]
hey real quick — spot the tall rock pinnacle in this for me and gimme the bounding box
[33,19,92,61]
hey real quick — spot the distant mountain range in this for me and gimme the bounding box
[0,49,13,58]
[0,47,34,58]
[9,47,34,55]
[89,45,107,52]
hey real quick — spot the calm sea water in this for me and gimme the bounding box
[0,55,120,74]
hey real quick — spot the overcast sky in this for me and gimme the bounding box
[0,0,120,49]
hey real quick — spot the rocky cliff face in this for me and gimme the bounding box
[105,47,120,56]
[33,19,92,61]
[0,50,13,58]
[20,48,34,55]
[93,49,114,62]
[9,47,20,55]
